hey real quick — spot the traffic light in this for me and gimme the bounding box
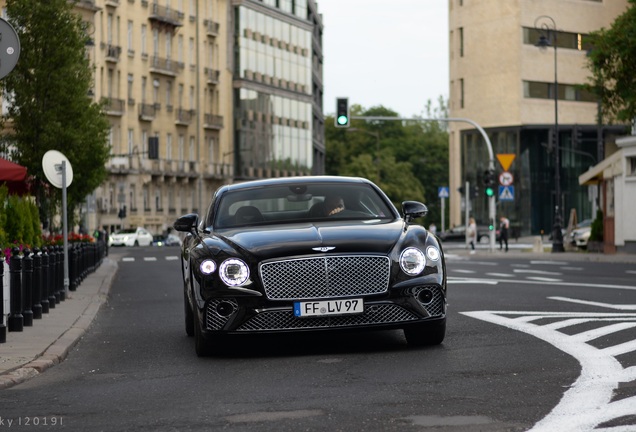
[489,218,495,231]
[335,97,350,128]
[457,186,465,195]
[118,205,127,219]
[483,169,496,197]
[471,186,479,198]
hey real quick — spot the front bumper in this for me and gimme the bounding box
[201,284,446,334]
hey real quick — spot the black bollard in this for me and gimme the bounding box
[1,251,6,343]
[45,247,56,309]
[8,247,24,332]
[32,247,43,319]
[22,248,33,327]
[52,246,61,304]
[57,245,65,301]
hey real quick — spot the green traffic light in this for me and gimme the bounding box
[337,115,348,125]
[489,224,494,231]
[485,187,494,197]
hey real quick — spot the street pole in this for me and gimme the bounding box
[535,15,564,252]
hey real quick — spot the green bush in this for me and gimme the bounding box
[590,209,603,242]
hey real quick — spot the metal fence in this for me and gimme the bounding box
[0,240,108,343]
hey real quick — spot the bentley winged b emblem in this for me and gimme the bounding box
[312,246,336,252]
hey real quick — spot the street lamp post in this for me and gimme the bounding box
[535,15,564,253]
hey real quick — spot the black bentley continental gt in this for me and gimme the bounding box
[174,176,447,356]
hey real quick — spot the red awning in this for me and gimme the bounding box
[0,157,29,195]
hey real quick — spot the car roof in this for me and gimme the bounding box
[216,176,372,194]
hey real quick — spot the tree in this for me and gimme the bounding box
[325,98,449,226]
[585,0,636,123]
[0,0,111,229]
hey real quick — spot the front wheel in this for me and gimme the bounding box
[193,308,224,357]
[404,319,446,347]
[184,292,194,337]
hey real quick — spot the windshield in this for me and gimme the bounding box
[212,182,395,229]
[115,228,137,234]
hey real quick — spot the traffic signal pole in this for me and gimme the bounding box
[350,115,497,252]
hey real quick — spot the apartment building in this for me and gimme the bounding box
[448,0,629,236]
[2,0,324,235]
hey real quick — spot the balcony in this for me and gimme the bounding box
[203,114,223,130]
[149,3,184,28]
[149,56,179,77]
[105,0,119,7]
[104,44,122,63]
[103,98,125,116]
[175,108,194,126]
[139,103,157,121]
[204,19,220,37]
[205,68,220,85]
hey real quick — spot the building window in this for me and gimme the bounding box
[128,129,134,154]
[189,136,195,161]
[459,27,464,57]
[166,133,173,160]
[628,156,636,177]
[459,78,464,109]
[127,20,134,53]
[523,80,597,102]
[522,27,593,51]
[141,25,147,56]
[178,134,185,161]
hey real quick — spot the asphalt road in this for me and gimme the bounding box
[0,247,634,431]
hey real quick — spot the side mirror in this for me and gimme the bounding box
[173,213,199,234]
[402,201,428,223]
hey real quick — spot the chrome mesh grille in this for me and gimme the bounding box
[414,286,445,317]
[259,255,390,300]
[206,299,238,331]
[236,304,417,331]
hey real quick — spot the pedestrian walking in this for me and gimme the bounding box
[499,216,510,251]
[468,217,477,253]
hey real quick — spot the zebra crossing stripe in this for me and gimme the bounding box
[462,307,636,432]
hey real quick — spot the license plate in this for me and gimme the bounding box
[294,298,364,317]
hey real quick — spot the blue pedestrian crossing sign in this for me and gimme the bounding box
[438,186,449,198]
[498,185,514,201]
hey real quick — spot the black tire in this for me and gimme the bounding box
[134,240,139,247]
[184,292,194,337]
[404,319,446,347]
[193,308,217,357]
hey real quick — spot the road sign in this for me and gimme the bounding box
[497,153,516,171]
[438,186,449,198]
[499,171,514,186]
[499,185,514,201]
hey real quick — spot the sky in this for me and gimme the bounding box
[317,0,449,119]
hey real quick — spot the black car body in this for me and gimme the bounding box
[174,176,447,356]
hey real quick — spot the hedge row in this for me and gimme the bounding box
[0,185,43,252]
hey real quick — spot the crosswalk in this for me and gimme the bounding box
[120,256,179,262]
[463,300,636,432]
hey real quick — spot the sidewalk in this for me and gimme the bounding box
[0,257,118,389]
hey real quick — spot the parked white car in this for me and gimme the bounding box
[569,219,593,249]
[109,227,154,247]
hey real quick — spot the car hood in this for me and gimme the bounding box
[214,220,407,261]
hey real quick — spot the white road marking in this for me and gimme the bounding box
[143,257,157,261]
[549,296,636,311]
[514,269,562,275]
[449,277,636,292]
[462,306,636,432]
[451,269,476,274]
[627,270,636,275]
[485,273,515,278]
[122,257,135,262]
[526,277,563,282]
[530,260,569,266]
[166,256,178,261]
[560,267,583,271]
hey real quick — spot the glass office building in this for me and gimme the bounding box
[233,1,321,179]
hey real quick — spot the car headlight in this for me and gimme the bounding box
[426,246,441,261]
[219,258,250,286]
[123,236,129,242]
[400,247,426,276]
[200,259,216,275]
